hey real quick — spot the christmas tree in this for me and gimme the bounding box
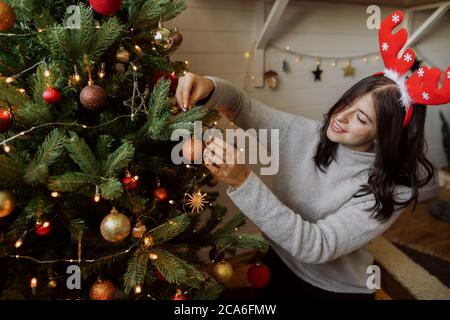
[0,0,266,300]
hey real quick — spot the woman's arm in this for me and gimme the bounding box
[226,170,410,264]
[176,73,299,153]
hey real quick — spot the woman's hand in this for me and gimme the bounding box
[176,72,215,111]
[203,136,251,188]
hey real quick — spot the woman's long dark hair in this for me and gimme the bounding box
[313,74,434,222]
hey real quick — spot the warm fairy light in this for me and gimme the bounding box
[44,67,51,78]
[134,285,142,294]
[3,144,11,153]
[98,63,106,79]
[5,77,15,83]
[230,122,234,126]
[42,221,50,228]
[213,121,218,125]
[20,131,26,136]
[239,148,244,152]
[169,200,175,204]
[316,59,321,65]
[184,60,189,65]
[96,25,100,29]
[294,56,301,63]
[73,65,81,82]
[94,193,101,203]
[38,29,44,33]
[134,45,142,51]
[51,191,60,198]
[132,64,138,71]
[15,239,23,248]
[363,56,368,63]
[183,71,187,75]
[186,164,191,168]
[48,279,57,288]
[18,88,26,94]
[30,277,37,288]
[285,46,291,51]
[332,60,337,67]
[234,227,239,231]
[148,253,158,260]
[144,236,154,247]
[244,51,251,59]
[250,75,255,80]
[81,125,87,128]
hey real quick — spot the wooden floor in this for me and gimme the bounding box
[383,199,450,262]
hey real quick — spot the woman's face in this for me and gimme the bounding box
[326,93,377,152]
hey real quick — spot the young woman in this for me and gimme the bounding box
[174,11,447,300]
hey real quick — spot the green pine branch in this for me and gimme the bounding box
[48,172,96,193]
[124,249,148,294]
[0,155,25,187]
[193,279,224,300]
[65,131,98,176]
[133,0,186,29]
[150,214,191,245]
[99,177,123,200]
[24,129,65,185]
[103,142,135,178]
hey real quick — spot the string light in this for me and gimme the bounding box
[285,46,291,51]
[134,285,142,294]
[332,60,337,67]
[168,200,175,204]
[44,65,51,78]
[184,60,189,65]
[51,191,60,198]
[3,144,11,153]
[17,88,26,94]
[98,63,106,79]
[5,77,15,83]
[30,277,37,295]
[73,65,81,83]
[363,56,368,63]
[244,52,251,58]
[15,239,23,248]
[148,253,158,260]
[93,185,101,203]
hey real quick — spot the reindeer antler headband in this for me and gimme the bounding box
[376,10,450,128]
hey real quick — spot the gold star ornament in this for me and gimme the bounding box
[342,62,355,77]
[185,191,208,214]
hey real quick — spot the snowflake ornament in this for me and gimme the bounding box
[422,92,430,101]
[382,42,389,52]
[392,13,400,23]
[417,68,425,77]
[403,53,413,63]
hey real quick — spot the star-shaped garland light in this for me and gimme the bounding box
[185,190,208,214]
[312,64,323,82]
[123,73,149,121]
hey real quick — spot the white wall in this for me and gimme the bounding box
[166,1,450,235]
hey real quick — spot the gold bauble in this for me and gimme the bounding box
[115,46,130,63]
[100,207,131,243]
[132,222,146,239]
[151,22,173,50]
[211,261,234,283]
[114,63,126,74]
[89,279,115,300]
[0,191,15,218]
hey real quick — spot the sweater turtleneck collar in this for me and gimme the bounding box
[335,143,375,168]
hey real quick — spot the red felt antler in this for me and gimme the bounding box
[379,10,415,76]
[406,66,450,105]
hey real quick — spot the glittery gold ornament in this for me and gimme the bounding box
[80,84,108,110]
[211,261,234,283]
[89,279,115,300]
[100,207,131,242]
[115,46,130,62]
[132,222,146,239]
[0,190,15,218]
[151,22,173,50]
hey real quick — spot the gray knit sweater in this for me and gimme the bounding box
[204,76,412,294]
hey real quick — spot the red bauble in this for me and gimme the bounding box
[172,289,187,300]
[155,269,166,282]
[121,175,138,191]
[89,0,122,15]
[35,222,52,236]
[0,1,16,31]
[154,186,168,201]
[152,72,178,93]
[209,247,225,262]
[0,109,12,134]
[247,262,271,288]
[43,87,61,105]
